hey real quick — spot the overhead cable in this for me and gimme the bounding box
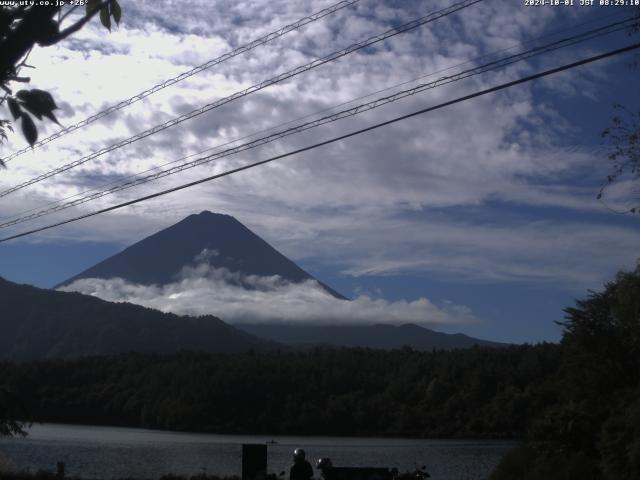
[1,10,629,226]
[1,0,362,163]
[1,41,638,243]
[0,0,484,198]
[0,16,633,229]
[0,18,634,228]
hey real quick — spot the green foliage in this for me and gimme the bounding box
[599,392,640,479]
[19,111,36,146]
[13,89,60,124]
[87,0,122,31]
[492,265,640,479]
[93,0,125,33]
[600,105,640,214]
[0,1,121,152]
[0,344,562,439]
[111,1,122,26]
[0,118,11,166]
[560,264,640,391]
[0,383,27,437]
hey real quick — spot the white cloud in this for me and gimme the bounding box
[238,207,640,291]
[59,259,478,326]
[0,0,637,296]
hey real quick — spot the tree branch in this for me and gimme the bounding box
[59,5,80,24]
[0,6,58,79]
[40,1,110,46]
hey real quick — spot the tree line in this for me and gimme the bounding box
[1,342,560,439]
[1,264,638,479]
[492,264,640,479]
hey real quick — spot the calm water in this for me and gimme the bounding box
[0,424,516,480]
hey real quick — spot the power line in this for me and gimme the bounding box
[0,17,634,230]
[0,0,484,199]
[1,41,638,244]
[1,0,362,163]
[1,10,629,226]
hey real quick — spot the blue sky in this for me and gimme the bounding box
[0,0,639,344]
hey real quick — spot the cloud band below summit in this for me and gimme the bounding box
[60,261,478,326]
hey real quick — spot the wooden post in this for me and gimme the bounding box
[242,444,267,480]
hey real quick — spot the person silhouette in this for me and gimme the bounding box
[290,448,313,480]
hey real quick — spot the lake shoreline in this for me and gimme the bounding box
[0,471,242,480]
[14,421,522,443]
[0,423,516,480]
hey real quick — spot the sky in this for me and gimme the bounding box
[0,0,639,343]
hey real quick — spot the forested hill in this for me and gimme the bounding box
[0,344,562,438]
[0,277,278,360]
[3,266,638,480]
[237,323,507,350]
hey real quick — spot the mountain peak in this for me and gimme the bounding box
[191,210,234,220]
[57,212,346,299]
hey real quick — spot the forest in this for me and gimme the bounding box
[0,265,638,479]
[0,343,560,438]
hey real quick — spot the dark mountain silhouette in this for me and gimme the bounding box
[237,323,507,350]
[0,277,278,361]
[57,211,345,299]
[51,211,505,351]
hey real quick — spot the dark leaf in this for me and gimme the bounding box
[15,90,29,102]
[86,0,101,14]
[100,4,111,31]
[111,0,121,25]
[29,89,58,111]
[21,114,37,146]
[16,89,51,108]
[15,89,59,123]
[7,97,21,120]
[42,110,60,126]
[36,18,59,47]
[19,101,43,120]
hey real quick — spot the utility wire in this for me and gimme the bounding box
[1,0,361,163]
[1,10,629,225]
[0,16,633,229]
[0,0,484,199]
[1,41,638,244]
[0,17,634,229]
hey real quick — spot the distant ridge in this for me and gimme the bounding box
[57,211,346,299]
[0,277,278,360]
[237,323,508,351]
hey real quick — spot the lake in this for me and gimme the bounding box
[0,424,516,480]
